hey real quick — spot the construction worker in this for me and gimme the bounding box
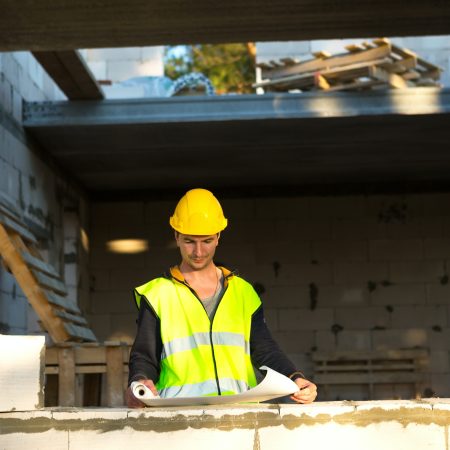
[126,188,317,406]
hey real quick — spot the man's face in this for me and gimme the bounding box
[175,233,219,271]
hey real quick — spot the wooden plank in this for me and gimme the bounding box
[20,250,60,279]
[315,363,416,372]
[58,347,76,406]
[106,345,125,406]
[314,73,330,90]
[32,269,67,295]
[312,51,331,58]
[32,50,104,100]
[261,43,392,80]
[64,322,97,342]
[369,66,409,88]
[0,212,37,244]
[45,290,81,314]
[53,309,88,326]
[315,372,422,385]
[0,224,70,342]
[313,350,428,360]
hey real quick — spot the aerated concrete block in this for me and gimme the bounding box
[0,334,45,411]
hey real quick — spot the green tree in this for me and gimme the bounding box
[164,43,256,94]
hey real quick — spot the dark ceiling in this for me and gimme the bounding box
[23,89,450,197]
[1,0,450,51]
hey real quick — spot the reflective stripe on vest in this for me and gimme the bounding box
[161,331,250,360]
[159,378,249,398]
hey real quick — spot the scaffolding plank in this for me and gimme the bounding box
[20,250,60,279]
[64,322,97,342]
[45,290,81,314]
[32,269,68,295]
[53,309,88,326]
[0,212,37,244]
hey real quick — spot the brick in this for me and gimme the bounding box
[216,242,256,267]
[369,239,423,261]
[309,195,365,219]
[261,285,310,309]
[336,330,371,351]
[142,46,165,61]
[86,60,107,80]
[332,218,369,239]
[108,312,139,343]
[421,193,450,216]
[107,60,142,82]
[255,196,309,219]
[109,267,154,291]
[334,261,388,283]
[390,306,447,328]
[279,308,334,331]
[267,262,333,285]
[87,313,112,342]
[87,47,142,62]
[314,330,336,352]
[224,219,261,244]
[429,328,450,350]
[429,350,450,373]
[144,199,174,222]
[371,284,427,305]
[313,239,367,262]
[278,219,332,240]
[431,373,450,397]
[89,291,134,314]
[272,330,315,353]
[255,240,310,264]
[221,198,256,219]
[424,238,450,258]
[366,195,423,221]
[385,220,422,239]
[335,307,390,329]
[138,59,164,77]
[372,328,428,350]
[427,283,450,305]
[319,285,370,306]
[390,261,445,283]
[90,247,146,269]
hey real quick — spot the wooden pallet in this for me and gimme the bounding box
[313,350,429,400]
[0,200,96,343]
[45,342,130,406]
[254,38,442,92]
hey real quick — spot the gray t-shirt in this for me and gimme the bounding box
[201,274,224,319]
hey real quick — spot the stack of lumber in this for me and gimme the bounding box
[254,38,442,92]
[313,349,429,401]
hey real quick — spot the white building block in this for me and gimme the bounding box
[0,334,45,411]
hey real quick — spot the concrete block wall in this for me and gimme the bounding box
[89,192,450,399]
[256,35,450,87]
[0,52,87,336]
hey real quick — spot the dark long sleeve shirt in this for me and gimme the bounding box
[128,299,298,386]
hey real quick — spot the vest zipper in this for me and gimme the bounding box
[177,278,228,396]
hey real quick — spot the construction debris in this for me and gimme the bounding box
[254,38,443,93]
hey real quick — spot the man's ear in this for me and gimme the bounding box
[174,231,180,246]
[217,232,221,242]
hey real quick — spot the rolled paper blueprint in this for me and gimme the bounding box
[130,381,160,400]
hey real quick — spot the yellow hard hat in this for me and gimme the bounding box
[169,188,228,235]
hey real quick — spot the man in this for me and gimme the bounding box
[126,188,317,406]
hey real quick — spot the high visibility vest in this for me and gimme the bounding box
[134,267,261,398]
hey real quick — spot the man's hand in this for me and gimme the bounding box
[290,377,317,404]
[126,379,158,408]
